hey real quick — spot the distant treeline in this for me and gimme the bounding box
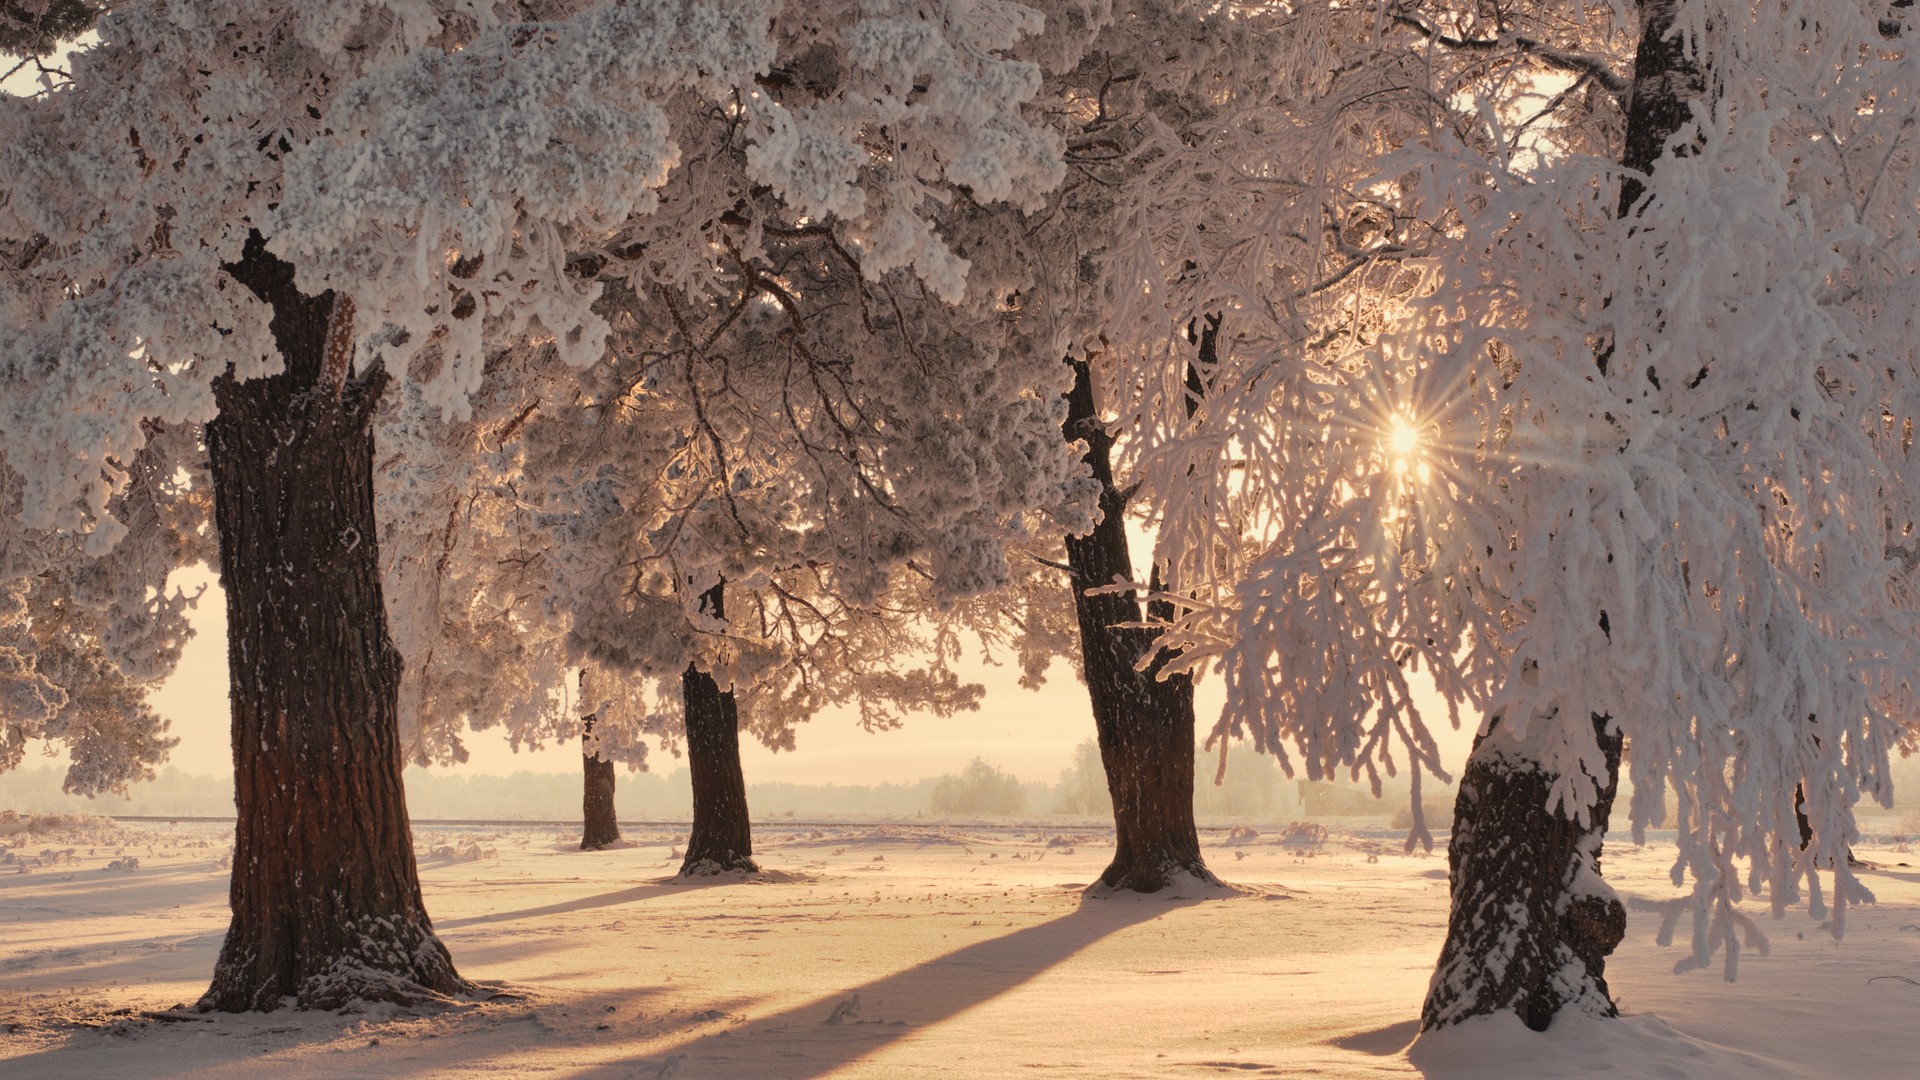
[16,747,1917,830]
[0,739,1487,824]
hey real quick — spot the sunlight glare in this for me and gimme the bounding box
[1388,416,1420,458]
[1383,411,1432,486]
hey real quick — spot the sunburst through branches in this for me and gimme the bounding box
[1385,412,1425,480]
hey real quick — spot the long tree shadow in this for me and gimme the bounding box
[1331,1018,1421,1056]
[577,892,1200,1080]
[436,876,739,930]
[1855,862,1920,886]
[0,863,232,917]
[0,890,1202,1078]
[0,982,701,1080]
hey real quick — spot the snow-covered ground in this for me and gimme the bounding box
[3,815,1918,1078]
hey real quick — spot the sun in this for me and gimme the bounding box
[1387,415,1421,458]
[1380,412,1433,486]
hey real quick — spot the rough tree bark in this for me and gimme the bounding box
[580,712,621,851]
[1422,715,1628,1030]
[199,233,465,1012]
[1422,0,1701,1031]
[679,582,757,875]
[1061,355,1218,893]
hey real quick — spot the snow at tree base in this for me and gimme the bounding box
[4,817,1920,1078]
[5,0,1920,1076]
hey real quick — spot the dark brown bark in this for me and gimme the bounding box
[1613,0,1702,221]
[1793,779,1859,865]
[1061,357,1217,893]
[1423,0,1702,1031]
[199,233,463,1012]
[580,714,621,851]
[1795,782,1815,850]
[1422,715,1628,1031]
[679,582,757,875]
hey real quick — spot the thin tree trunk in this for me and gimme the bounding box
[199,233,463,1012]
[1422,0,1701,1031]
[1061,356,1217,892]
[679,582,757,875]
[580,714,621,851]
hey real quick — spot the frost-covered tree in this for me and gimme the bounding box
[1055,346,1220,889]
[5,0,1066,1009]
[391,319,1075,874]
[577,682,622,851]
[381,0,1332,900]
[369,3,1100,879]
[0,572,178,796]
[1411,0,1694,1029]
[376,255,1081,875]
[1406,0,1920,1030]
[1129,0,1920,1031]
[3,0,1113,1006]
[399,265,1090,868]
[929,756,1028,816]
[368,339,636,851]
[1,421,204,797]
[676,582,756,872]
[1053,738,1111,816]
[919,0,1274,894]
[1005,0,1463,892]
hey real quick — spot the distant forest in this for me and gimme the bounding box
[12,740,1918,833]
[0,741,1407,824]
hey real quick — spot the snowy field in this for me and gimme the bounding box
[3,816,1919,1079]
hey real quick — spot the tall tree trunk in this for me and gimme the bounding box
[1422,0,1701,1031]
[1061,356,1217,892]
[679,582,757,875]
[199,233,464,1012]
[580,713,621,851]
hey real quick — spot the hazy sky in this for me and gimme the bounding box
[145,567,1478,787]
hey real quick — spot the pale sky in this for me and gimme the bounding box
[145,565,1122,786]
[146,567,1477,788]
